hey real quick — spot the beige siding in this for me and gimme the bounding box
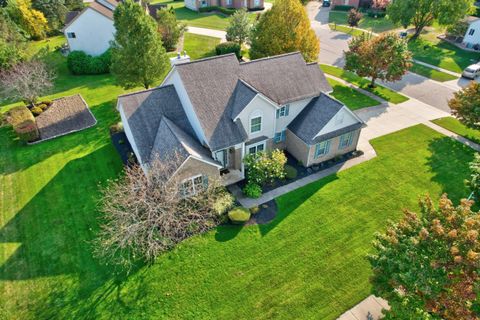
[172,157,220,183]
[307,129,361,166]
[286,129,310,166]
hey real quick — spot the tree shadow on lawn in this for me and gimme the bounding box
[427,136,475,202]
[0,144,138,318]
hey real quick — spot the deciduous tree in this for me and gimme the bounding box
[10,0,49,39]
[345,32,411,88]
[369,195,480,319]
[449,82,480,129]
[32,0,67,31]
[249,0,319,62]
[111,0,169,89]
[387,0,474,40]
[226,8,250,46]
[0,60,54,105]
[467,153,480,201]
[347,8,362,28]
[156,7,186,51]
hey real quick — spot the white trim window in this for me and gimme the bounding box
[274,130,286,143]
[314,140,331,159]
[276,104,290,119]
[339,132,354,149]
[226,0,232,5]
[469,28,475,36]
[250,116,262,133]
[254,0,260,6]
[247,142,265,155]
[179,175,208,197]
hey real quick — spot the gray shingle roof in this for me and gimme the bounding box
[288,93,362,145]
[118,85,196,165]
[173,52,331,151]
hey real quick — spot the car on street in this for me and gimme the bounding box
[462,64,480,79]
[322,0,330,7]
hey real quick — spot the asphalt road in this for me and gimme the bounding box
[307,2,456,112]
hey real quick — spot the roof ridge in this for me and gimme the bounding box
[175,53,238,67]
[117,84,175,99]
[239,51,302,65]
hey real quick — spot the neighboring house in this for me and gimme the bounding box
[463,17,480,49]
[117,52,365,194]
[332,0,360,8]
[63,0,164,56]
[185,0,264,12]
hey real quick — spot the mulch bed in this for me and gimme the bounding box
[33,94,96,143]
[245,200,277,225]
[111,131,136,166]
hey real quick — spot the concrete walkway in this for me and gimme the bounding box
[186,26,227,42]
[337,295,389,320]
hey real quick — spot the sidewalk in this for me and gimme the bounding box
[337,295,389,320]
[186,26,227,41]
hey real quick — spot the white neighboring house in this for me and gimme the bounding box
[62,0,117,56]
[463,17,480,49]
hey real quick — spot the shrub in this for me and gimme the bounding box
[243,149,287,185]
[284,165,298,179]
[30,106,43,116]
[199,6,236,15]
[212,191,235,215]
[67,50,111,75]
[109,122,124,134]
[215,41,241,59]
[38,103,48,110]
[250,206,260,214]
[7,106,39,142]
[228,207,251,224]
[333,5,355,11]
[366,9,386,18]
[15,122,40,142]
[243,182,262,198]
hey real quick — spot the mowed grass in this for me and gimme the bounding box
[327,77,380,110]
[183,32,220,60]
[328,23,368,37]
[409,62,458,82]
[1,118,474,318]
[328,10,398,34]
[320,64,409,104]
[432,117,480,144]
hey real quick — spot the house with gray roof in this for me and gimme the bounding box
[117,52,365,194]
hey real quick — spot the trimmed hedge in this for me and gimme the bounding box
[215,41,241,59]
[366,9,386,18]
[199,6,236,15]
[8,106,39,142]
[333,5,355,11]
[228,207,251,224]
[67,49,111,75]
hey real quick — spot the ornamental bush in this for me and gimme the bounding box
[215,41,241,59]
[243,182,262,198]
[243,149,287,186]
[333,4,355,11]
[67,50,111,75]
[7,106,39,142]
[284,165,298,179]
[228,207,251,224]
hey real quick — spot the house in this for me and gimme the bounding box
[63,0,164,56]
[185,0,264,12]
[331,0,360,8]
[463,16,480,49]
[117,52,365,193]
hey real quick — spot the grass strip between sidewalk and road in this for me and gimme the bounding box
[409,62,458,82]
[326,78,380,111]
[320,64,409,104]
[431,117,480,144]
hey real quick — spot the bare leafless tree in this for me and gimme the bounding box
[0,60,55,106]
[94,153,233,271]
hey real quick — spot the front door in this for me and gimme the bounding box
[215,149,228,168]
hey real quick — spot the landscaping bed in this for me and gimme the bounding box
[431,117,480,144]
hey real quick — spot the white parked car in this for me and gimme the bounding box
[462,64,480,79]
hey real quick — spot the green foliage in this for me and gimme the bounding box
[242,182,262,198]
[387,0,474,38]
[243,149,287,185]
[156,7,186,51]
[9,0,49,40]
[198,6,236,15]
[32,0,67,31]
[215,41,241,58]
[0,38,24,70]
[446,20,469,39]
[227,206,251,224]
[347,8,362,28]
[212,191,235,215]
[111,0,169,89]
[225,8,250,45]
[249,0,319,62]
[284,164,297,179]
[67,50,111,75]
[431,117,480,145]
[345,32,412,87]
[369,195,480,319]
[333,5,354,11]
[467,153,480,200]
[109,121,124,134]
[449,82,480,130]
[30,105,42,116]
[7,105,39,141]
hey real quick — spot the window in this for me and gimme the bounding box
[254,0,260,6]
[469,28,475,36]
[339,132,354,149]
[314,140,331,158]
[276,104,290,119]
[247,142,265,155]
[179,175,207,197]
[226,0,232,5]
[250,116,262,133]
[67,32,76,39]
[274,130,286,143]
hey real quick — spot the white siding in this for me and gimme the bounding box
[464,20,480,47]
[185,0,198,11]
[315,106,360,138]
[236,95,276,140]
[64,8,115,56]
[275,97,312,132]
[162,69,209,145]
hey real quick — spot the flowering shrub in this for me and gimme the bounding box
[243,149,287,186]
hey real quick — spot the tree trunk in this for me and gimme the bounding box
[411,25,423,40]
[369,77,376,88]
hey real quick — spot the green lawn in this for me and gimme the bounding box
[320,64,409,104]
[328,23,368,37]
[432,117,480,144]
[409,62,458,82]
[183,32,220,60]
[408,38,479,74]
[327,77,380,110]
[328,10,398,34]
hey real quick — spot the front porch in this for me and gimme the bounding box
[220,168,244,186]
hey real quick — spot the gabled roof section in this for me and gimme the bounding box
[288,93,363,145]
[173,52,331,150]
[63,0,116,30]
[118,85,196,165]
